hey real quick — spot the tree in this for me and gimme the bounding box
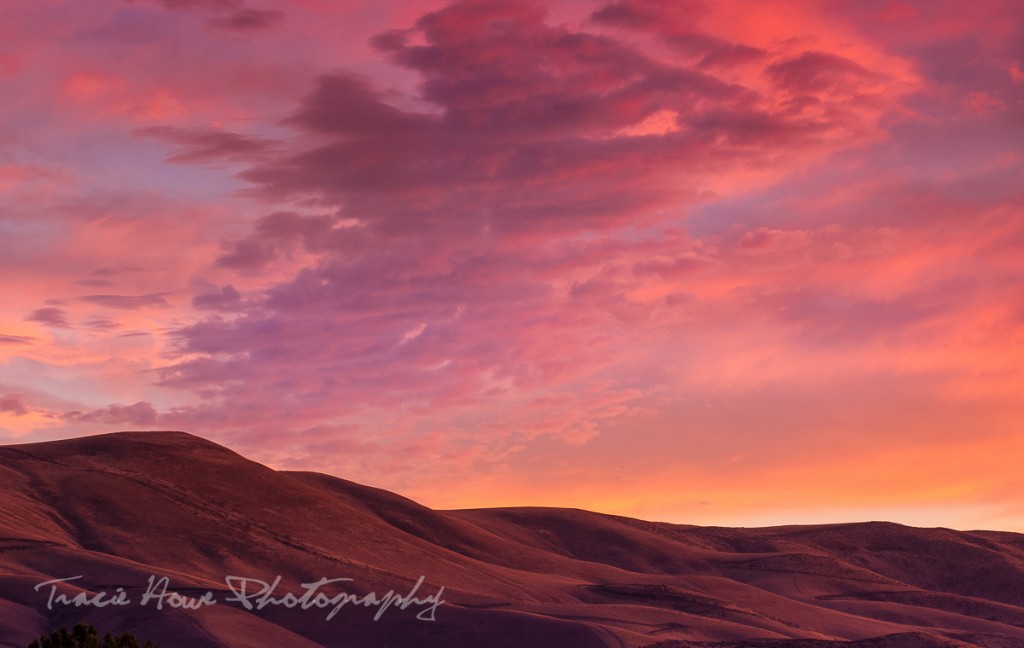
[28,623,160,648]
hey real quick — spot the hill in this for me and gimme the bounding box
[1,431,1023,647]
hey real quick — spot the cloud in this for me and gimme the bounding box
[150,0,920,465]
[210,8,285,31]
[136,126,279,164]
[0,335,34,345]
[215,237,279,270]
[62,401,160,426]
[129,0,241,10]
[738,227,810,252]
[79,293,170,310]
[9,0,1021,528]
[591,0,764,69]
[215,212,343,270]
[766,51,876,94]
[962,91,1007,115]
[27,307,70,328]
[89,267,145,277]
[75,267,153,294]
[126,0,286,41]
[0,395,28,416]
[590,0,710,29]
[0,163,54,191]
[665,33,765,70]
[192,284,244,311]
[233,0,886,232]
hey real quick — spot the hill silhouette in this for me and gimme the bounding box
[1,431,1023,647]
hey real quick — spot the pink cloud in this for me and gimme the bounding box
[963,91,1007,114]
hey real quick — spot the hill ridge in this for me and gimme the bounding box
[1,431,1023,647]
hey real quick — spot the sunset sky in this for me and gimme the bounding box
[2,0,1023,531]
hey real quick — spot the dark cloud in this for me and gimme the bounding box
[128,0,285,39]
[766,51,875,94]
[0,395,28,416]
[129,0,241,10]
[231,0,865,230]
[590,0,710,30]
[210,8,284,31]
[215,236,278,270]
[665,33,765,69]
[192,284,244,311]
[62,401,160,426]
[739,228,775,250]
[28,307,70,327]
[238,1,840,240]
[83,318,121,330]
[76,267,144,288]
[137,126,278,164]
[283,73,429,137]
[0,334,34,345]
[158,355,256,391]
[632,255,705,277]
[76,278,116,287]
[79,293,170,309]
[91,266,145,276]
[215,211,342,269]
[765,287,951,347]
[591,0,763,69]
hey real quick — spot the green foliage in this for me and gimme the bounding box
[28,623,159,648]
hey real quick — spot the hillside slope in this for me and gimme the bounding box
[1,432,1023,647]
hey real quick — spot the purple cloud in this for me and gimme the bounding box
[152,0,911,457]
[136,126,278,164]
[216,212,340,270]
[0,396,28,416]
[0,335,34,345]
[210,8,284,31]
[79,293,170,309]
[27,307,70,327]
[129,0,241,10]
[62,401,160,426]
[591,0,764,69]
[192,284,243,311]
[767,51,876,94]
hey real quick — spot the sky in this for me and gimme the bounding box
[2,0,1023,532]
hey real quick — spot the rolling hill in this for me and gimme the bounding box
[1,431,1023,647]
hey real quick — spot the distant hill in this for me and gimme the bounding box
[1,431,1023,647]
